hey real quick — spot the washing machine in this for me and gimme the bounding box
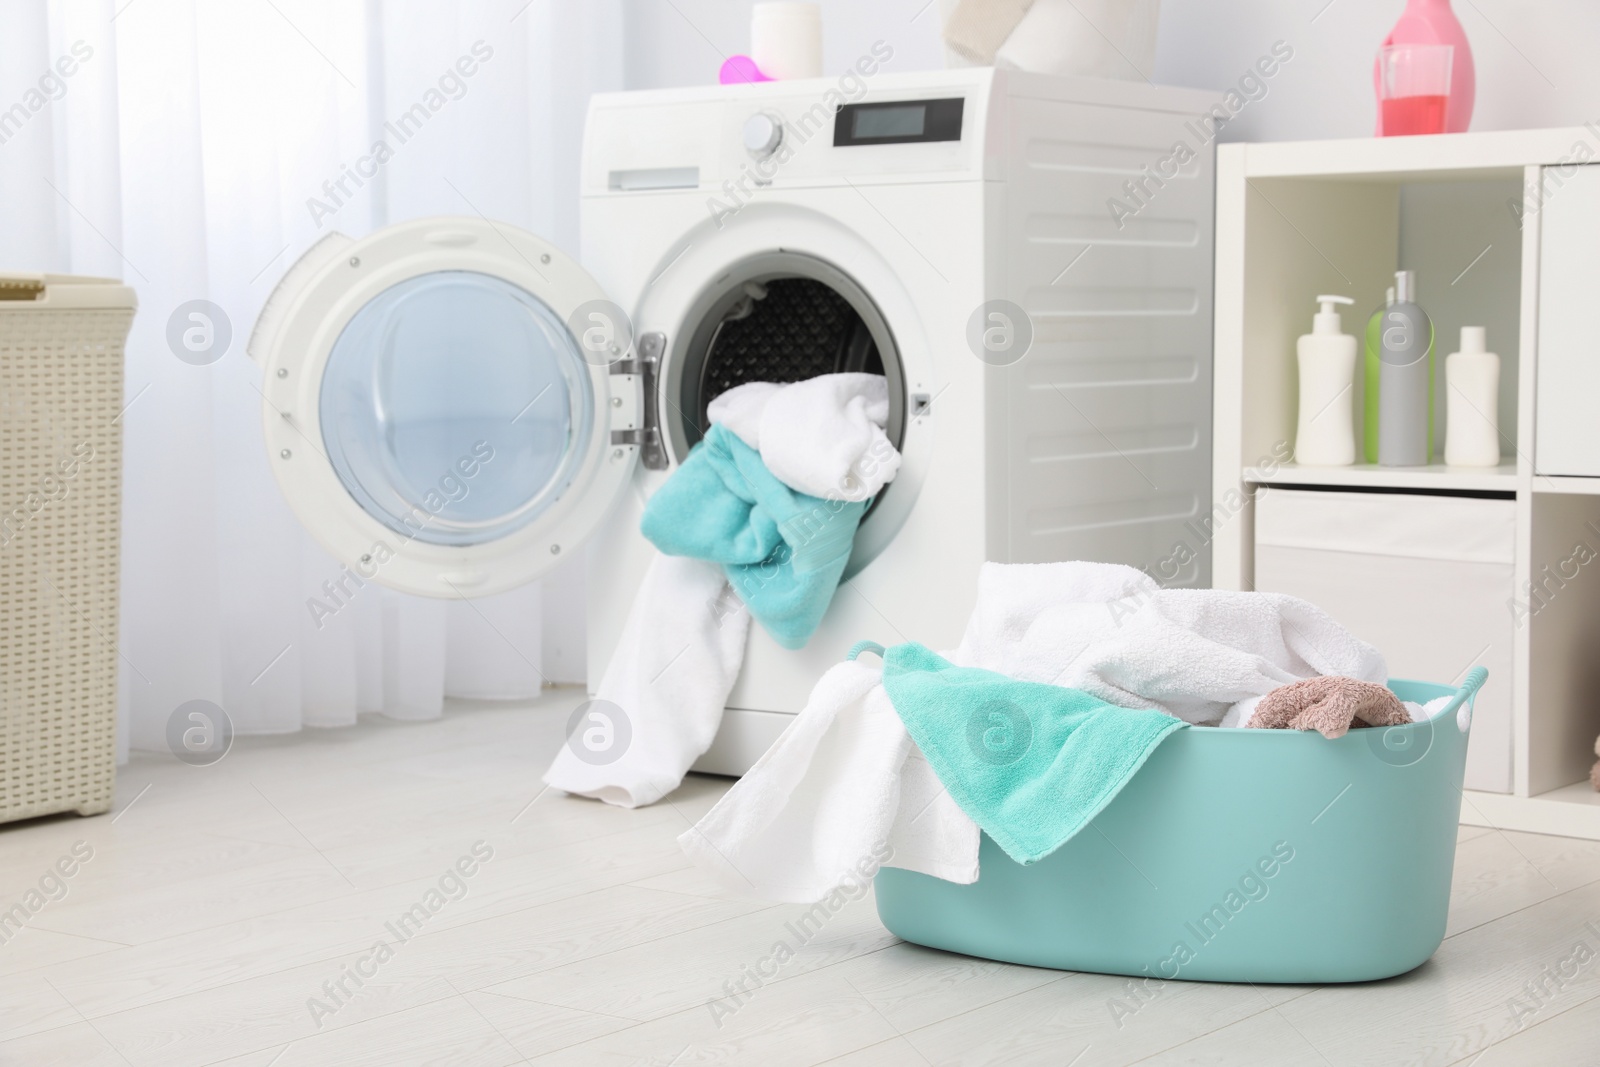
[249,68,1217,773]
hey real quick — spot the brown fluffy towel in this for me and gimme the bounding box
[1247,676,1411,740]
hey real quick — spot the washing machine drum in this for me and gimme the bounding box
[666,251,906,468]
[693,278,880,417]
[248,218,642,599]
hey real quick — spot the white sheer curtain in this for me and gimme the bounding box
[0,0,621,757]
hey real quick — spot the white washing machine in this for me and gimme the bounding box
[249,68,1217,773]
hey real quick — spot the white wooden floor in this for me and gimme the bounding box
[3,687,1599,1066]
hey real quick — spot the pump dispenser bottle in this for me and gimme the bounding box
[1295,295,1357,465]
[1444,326,1501,467]
[1377,269,1435,466]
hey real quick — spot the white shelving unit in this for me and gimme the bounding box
[1214,127,1600,841]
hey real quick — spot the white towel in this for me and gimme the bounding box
[708,373,900,502]
[544,554,749,808]
[1410,695,1455,724]
[958,564,1387,726]
[679,655,979,903]
[1218,696,1262,729]
[685,561,1389,900]
[704,381,781,450]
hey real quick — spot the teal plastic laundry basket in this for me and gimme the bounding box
[874,668,1486,984]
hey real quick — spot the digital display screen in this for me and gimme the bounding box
[852,104,925,140]
[834,98,963,147]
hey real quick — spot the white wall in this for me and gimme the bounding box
[1156,0,1600,141]
[621,0,946,91]
[622,0,1600,139]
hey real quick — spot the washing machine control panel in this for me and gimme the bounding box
[581,72,991,193]
[832,98,965,147]
[742,112,784,160]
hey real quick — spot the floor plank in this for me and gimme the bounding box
[1138,882,1600,1066]
[199,996,524,1067]
[1444,827,1600,937]
[481,890,894,1023]
[73,884,761,1066]
[1461,991,1600,1065]
[0,1020,136,1067]
[888,966,1309,1067]
[519,967,902,1066]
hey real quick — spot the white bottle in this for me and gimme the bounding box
[1295,295,1357,466]
[1444,326,1501,467]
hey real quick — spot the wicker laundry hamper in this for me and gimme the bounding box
[0,273,133,823]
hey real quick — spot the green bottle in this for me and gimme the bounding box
[1363,276,1435,464]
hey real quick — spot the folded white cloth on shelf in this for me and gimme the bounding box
[684,560,1388,901]
[543,554,748,808]
[708,373,900,502]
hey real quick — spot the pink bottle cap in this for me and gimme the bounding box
[719,55,772,85]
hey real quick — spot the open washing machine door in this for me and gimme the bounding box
[248,217,653,599]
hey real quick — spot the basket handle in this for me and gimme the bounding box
[846,640,886,662]
[1439,666,1488,733]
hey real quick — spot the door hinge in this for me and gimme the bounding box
[609,331,667,470]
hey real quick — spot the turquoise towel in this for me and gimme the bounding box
[882,642,1186,865]
[641,425,867,649]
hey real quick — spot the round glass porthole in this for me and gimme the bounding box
[319,270,594,547]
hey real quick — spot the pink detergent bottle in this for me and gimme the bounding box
[1374,0,1475,134]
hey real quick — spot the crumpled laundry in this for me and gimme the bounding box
[1246,675,1412,740]
[642,424,867,649]
[545,377,899,811]
[957,562,1389,726]
[882,642,1184,865]
[683,561,1390,901]
[708,373,900,502]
